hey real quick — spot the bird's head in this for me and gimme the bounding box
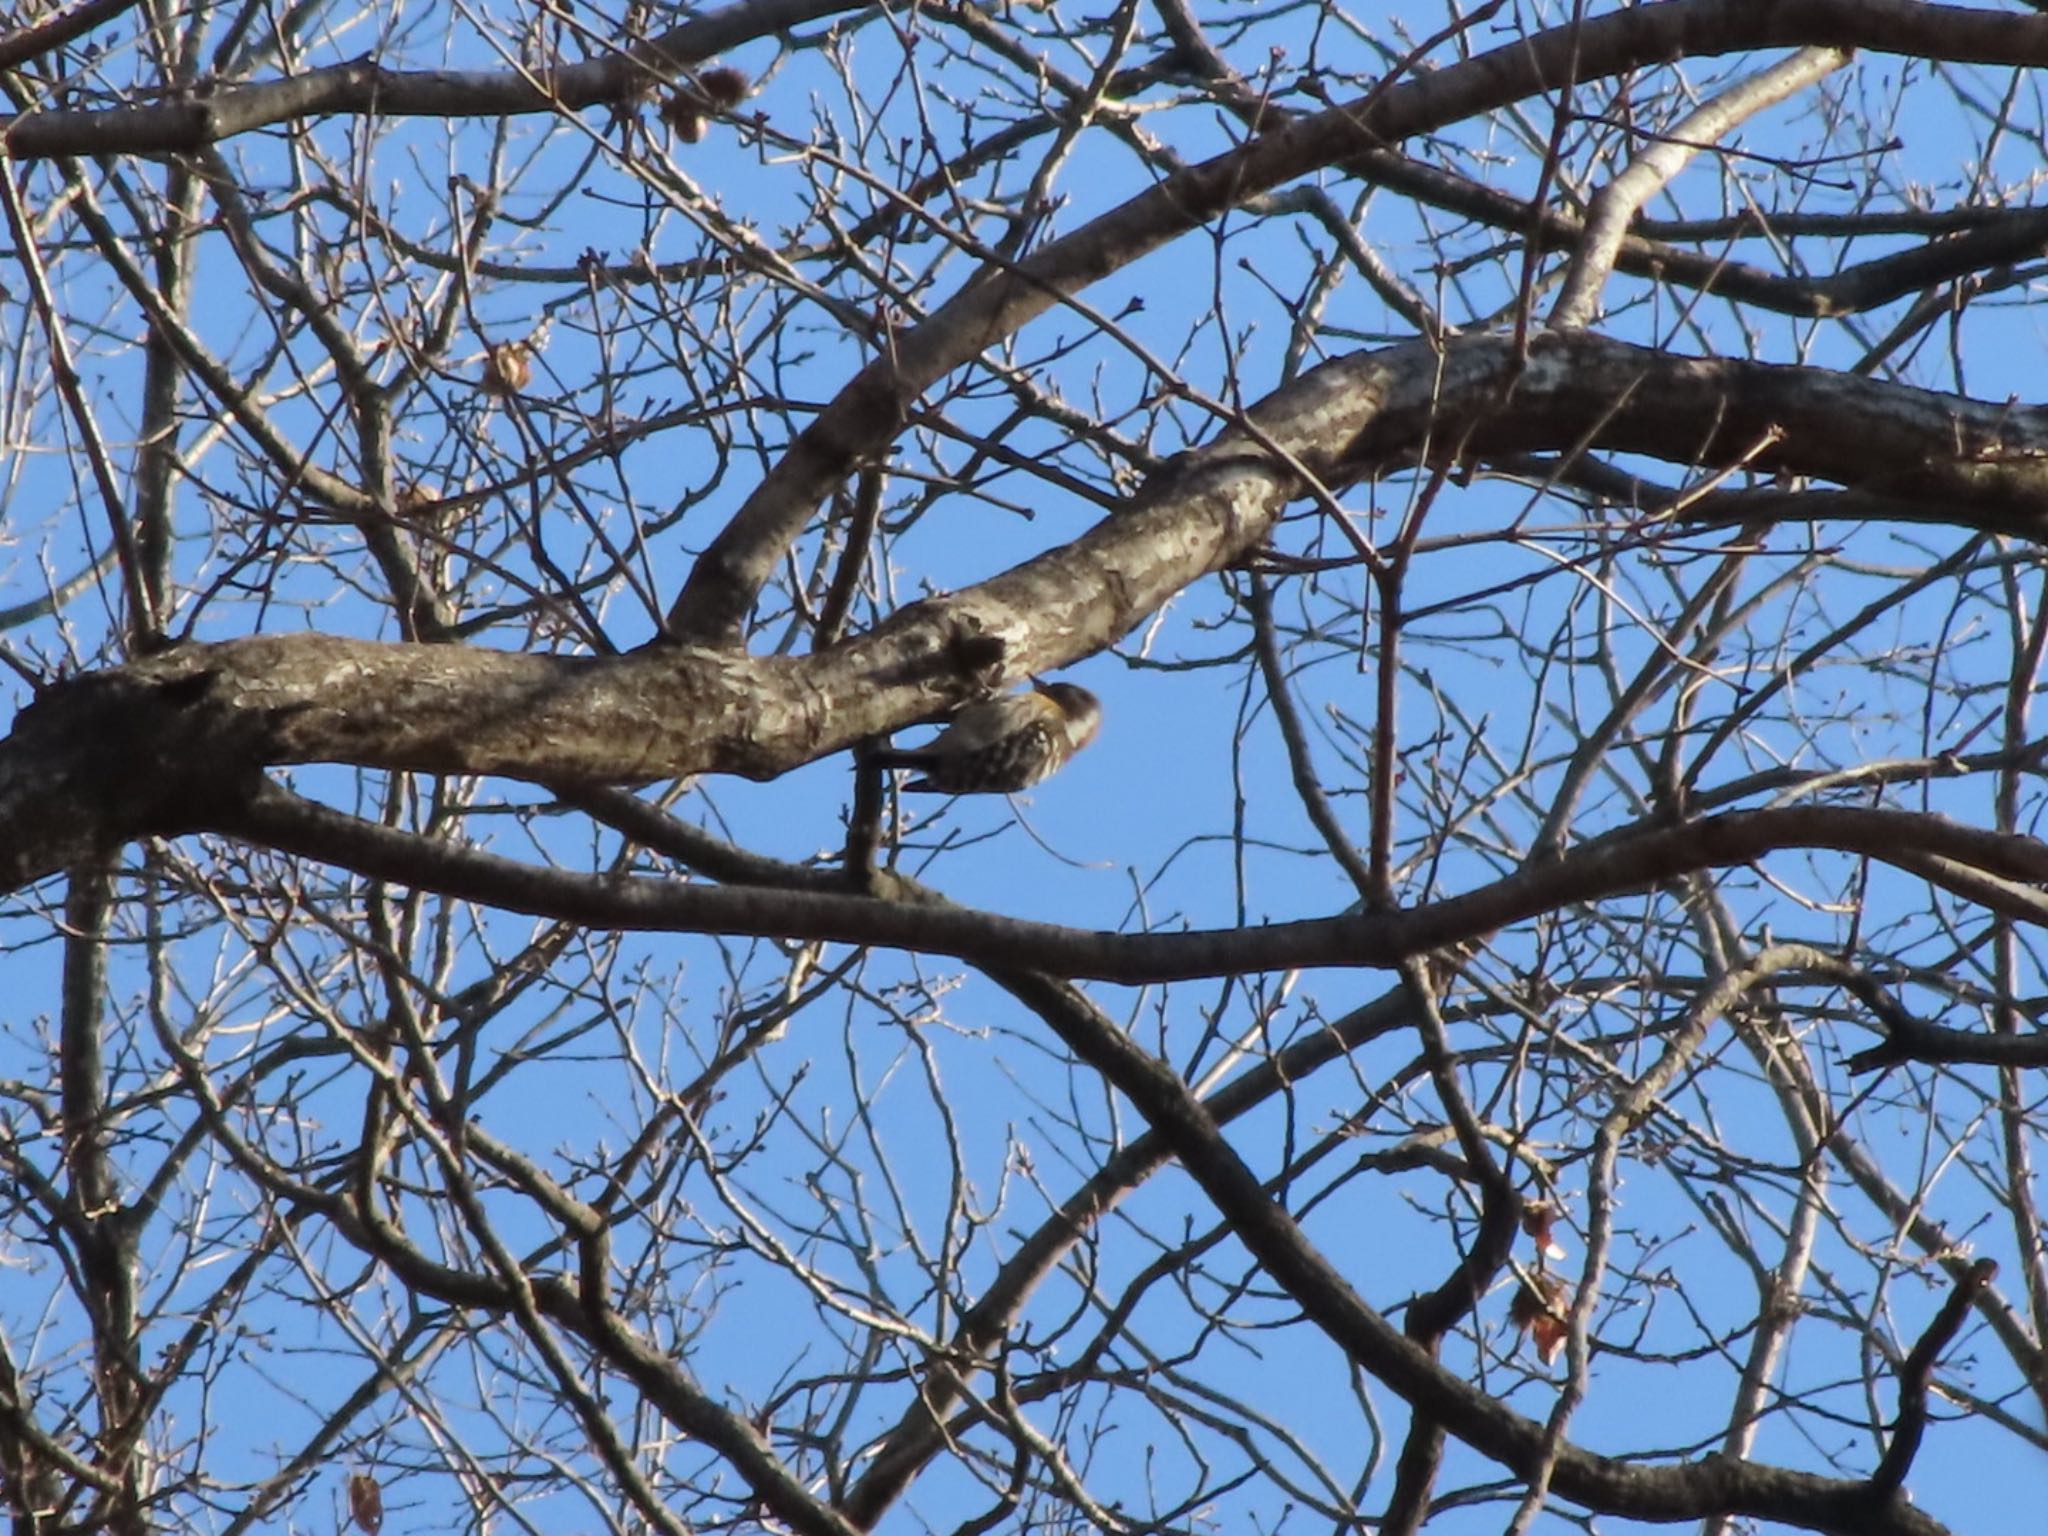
[1032,679,1102,750]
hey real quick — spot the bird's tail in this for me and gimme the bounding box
[855,743,945,790]
[855,743,932,770]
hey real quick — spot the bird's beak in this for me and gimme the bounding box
[1029,676,1051,695]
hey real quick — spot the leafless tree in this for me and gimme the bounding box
[1,1,2046,1533]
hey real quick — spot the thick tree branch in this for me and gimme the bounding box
[1847,1019,2048,1073]
[6,2,2042,1530]
[6,329,2048,887]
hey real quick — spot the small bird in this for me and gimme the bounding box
[479,340,533,397]
[866,680,1101,794]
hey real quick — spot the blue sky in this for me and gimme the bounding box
[4,3,2048,1534]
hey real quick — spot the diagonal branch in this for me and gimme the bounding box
[6,330,2048,885]
[1549,46,1851,329]
[663,0,2048,642]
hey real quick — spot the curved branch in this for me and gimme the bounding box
[664,0,2048,641]
[982,972,1954,1536]
[1549,46,1851,329]
[194,780,2048,987]
[1868,1259,1998,1503]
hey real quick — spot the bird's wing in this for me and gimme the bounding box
[927,692,1045,753]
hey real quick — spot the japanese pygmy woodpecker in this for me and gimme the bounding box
[867,680,1101,794]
